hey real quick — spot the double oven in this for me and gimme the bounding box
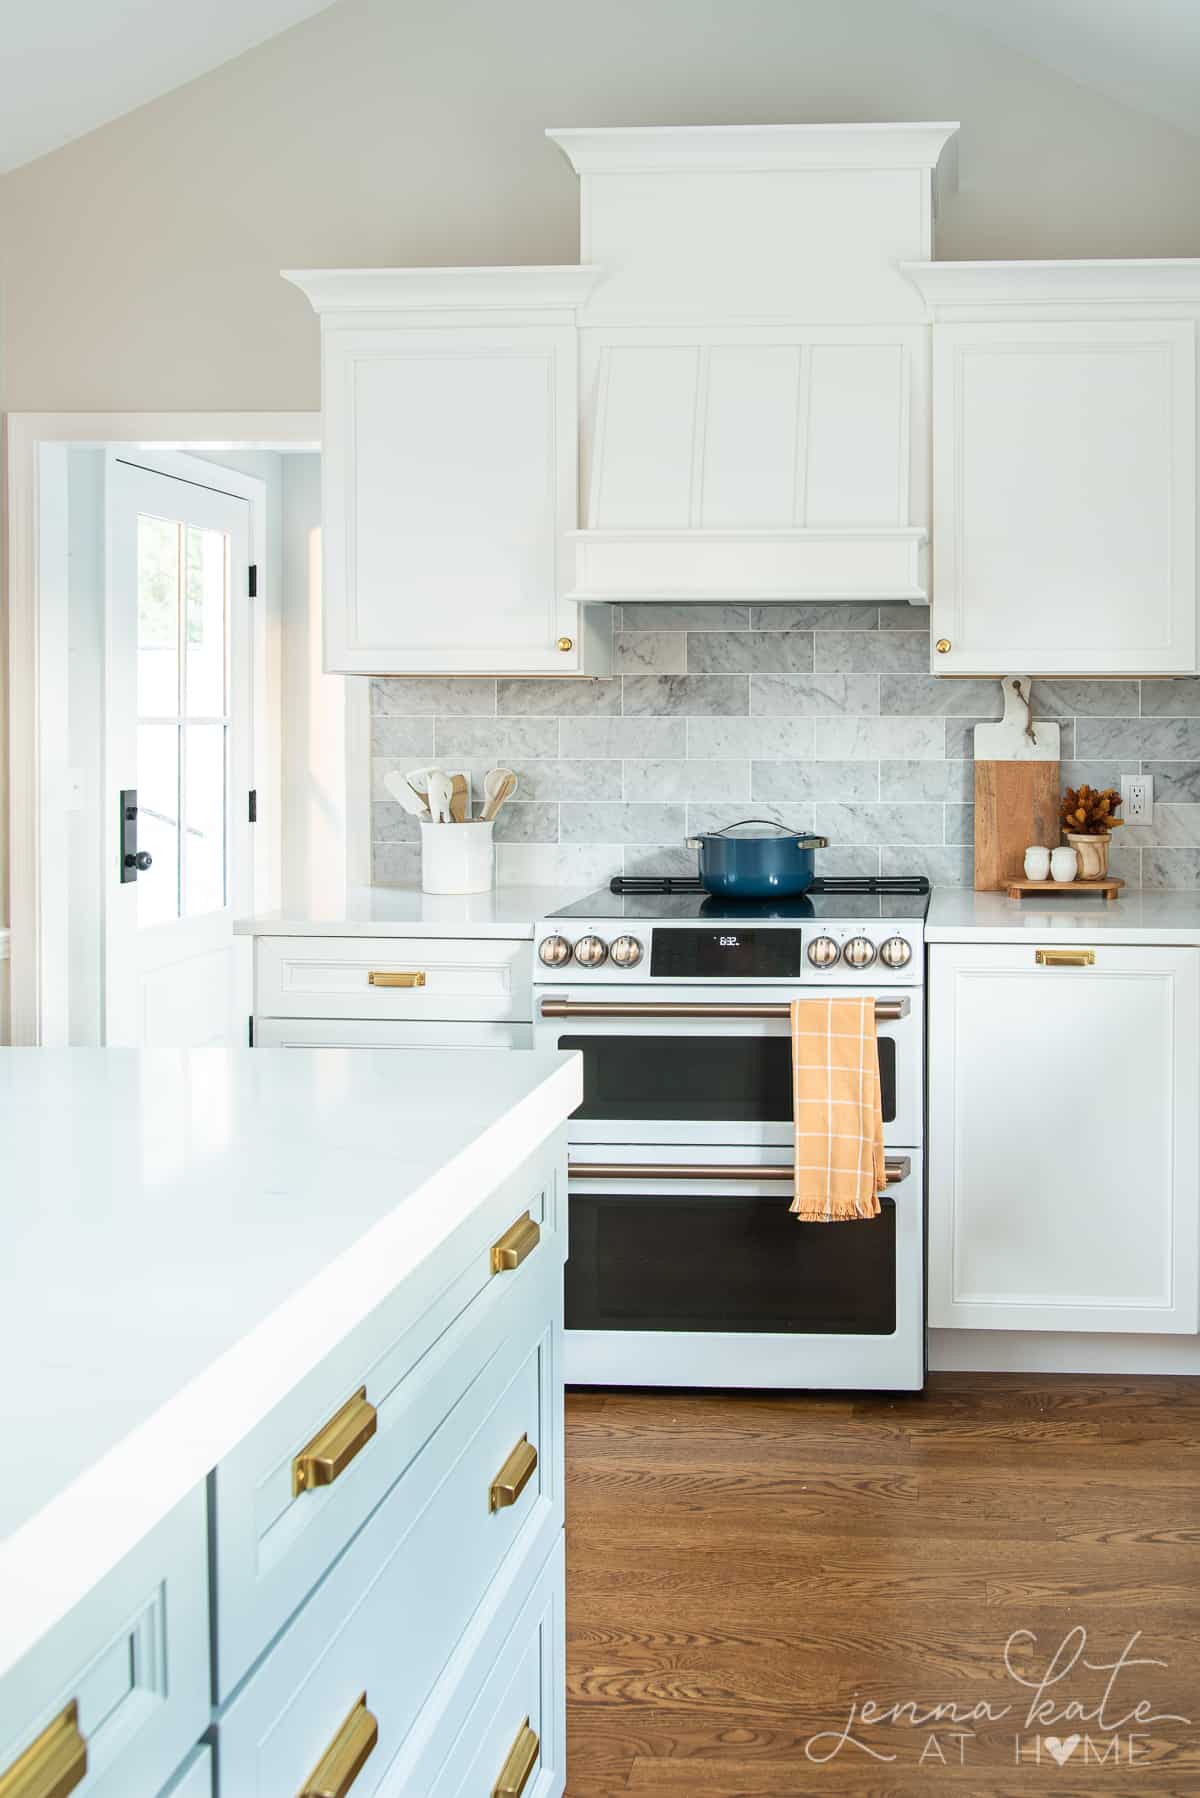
[532,903,926,1391]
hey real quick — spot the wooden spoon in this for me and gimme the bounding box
[448,772,469,823]
[481,770,518,821]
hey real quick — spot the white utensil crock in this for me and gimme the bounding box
[1050,846,1078,883]
[420,819,495,895]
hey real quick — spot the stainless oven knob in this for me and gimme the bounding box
[807,935,841,968]
[879,935,913,969]
[538,934,572,967]
[843,935,877,969]
[573,934,609,967]
[610,934,644,969]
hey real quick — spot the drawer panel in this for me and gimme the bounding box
[218,1280,563,1797]
[212,1136,564,1698]
[255,935,532,1022]
[253,1017,533,1049]
[379,1536,565,1798]
[0,1489,208,1798]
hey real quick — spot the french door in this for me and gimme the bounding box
[104,455,253,1044]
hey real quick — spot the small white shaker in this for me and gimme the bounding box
[1050,845,1078,883]
[1024,845,1051,881]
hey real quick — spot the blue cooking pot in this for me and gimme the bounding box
[686,820,829,899]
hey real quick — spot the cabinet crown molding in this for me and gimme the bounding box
[282,265,606,317]
[902,258,1200,312]
[547,122,959,175]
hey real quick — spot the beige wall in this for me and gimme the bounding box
[3,0,1200,413]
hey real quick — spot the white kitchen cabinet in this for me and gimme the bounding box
[282,267,609,675]
[928,941,1200,1332]
[903,261,1200,675]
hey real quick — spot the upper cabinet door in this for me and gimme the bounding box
[904,262,1200,676]
[284,268,607,676]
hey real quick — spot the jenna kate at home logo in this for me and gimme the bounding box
[804,1627,1191,1769]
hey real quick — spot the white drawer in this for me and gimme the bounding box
[255,935,532,1022]
[253,1017,532,1049]
[160,1744,213,1798]
[218,1276,563,1797]
[211,1137,564,1698]
[379,1536,565,1798]
[0,1489,208,1798]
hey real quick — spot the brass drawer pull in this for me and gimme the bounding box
[491,1212,541,1274]
[297,1694,377,1798]
[0,1701,87,1798]
[1035,949,1095,968]
[492,1718,540,1796]
[367,970,426,988]
[490,1434,538,1512]
[293,1388,378,1496]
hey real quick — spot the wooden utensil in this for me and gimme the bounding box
[481,770,518,821]
[448,773,469,823]
[974,677,1061,891]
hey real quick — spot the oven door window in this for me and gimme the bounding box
[566,1190,897,1335]
[559,1033,897,1125]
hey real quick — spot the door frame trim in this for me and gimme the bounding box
[6,413,320,1044]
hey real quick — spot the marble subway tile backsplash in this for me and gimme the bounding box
[369,608,1200,888]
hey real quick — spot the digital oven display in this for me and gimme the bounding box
[649,929,806,979]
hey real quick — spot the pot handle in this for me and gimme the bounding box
[690,820,829,846]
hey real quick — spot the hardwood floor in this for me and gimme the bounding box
[565,1376,1200,1795]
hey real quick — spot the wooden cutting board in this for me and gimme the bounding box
[973,677,1061,891]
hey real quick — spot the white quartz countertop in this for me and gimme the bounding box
[235,884,590,938]
[0,1047,581,1680]
[927,886,1200,943]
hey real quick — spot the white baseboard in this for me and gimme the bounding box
[929,1329,1200,1376]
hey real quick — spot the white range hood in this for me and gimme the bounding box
[548,123,958,605]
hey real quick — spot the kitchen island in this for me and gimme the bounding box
[0,1046,580,1797]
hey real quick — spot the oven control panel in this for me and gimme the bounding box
[534,923,921,983]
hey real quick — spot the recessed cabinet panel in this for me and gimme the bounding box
[929,318,1197,673]
[806,344,905,526]
[928,943,1200,1332]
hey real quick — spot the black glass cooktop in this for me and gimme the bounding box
[548,887,930,924]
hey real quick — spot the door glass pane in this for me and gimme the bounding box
[137,724,179,925]
[565,1192,897,1334]
[185,526,227,716]
[559,1034,897,1124]
[137,515,179,715]
[184,724,227,916]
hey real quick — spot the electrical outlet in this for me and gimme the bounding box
[1122,775,1153,827]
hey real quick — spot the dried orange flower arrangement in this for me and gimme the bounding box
[1061,785,1123,836]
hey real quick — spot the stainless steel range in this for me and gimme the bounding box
[532,877,928,1392]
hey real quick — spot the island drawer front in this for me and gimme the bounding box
[0,1488,208,1798]
[255,935,532,1022]
[217,1282,563,1798]
[211,1137,564,1699]
[376,1535,565,1798]
[252,1017,533,1050]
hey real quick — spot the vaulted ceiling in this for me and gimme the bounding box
[0,0,1196,177]
[0,0,336,173]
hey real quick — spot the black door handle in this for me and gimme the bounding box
[124,850,153,872]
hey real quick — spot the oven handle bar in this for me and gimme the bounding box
[569,1155,912,1186]
[540,996,910,1021]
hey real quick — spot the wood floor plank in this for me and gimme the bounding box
[565,1376,1200,1796]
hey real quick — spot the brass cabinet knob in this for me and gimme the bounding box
[489,1433,538,1511]
[492,1719,540,1797]
[297,1694,377,1798]
[490,1211,541,1273]
[0,1700,87,1798]
[556,636,574,652]
[935,638,951,654]
[293,1387,377,1496]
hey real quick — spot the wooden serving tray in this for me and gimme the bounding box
[1005,877,1125,902]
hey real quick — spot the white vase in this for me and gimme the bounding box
[1050,846,1078,883]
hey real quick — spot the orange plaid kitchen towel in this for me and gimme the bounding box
[789,995,884,1221]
